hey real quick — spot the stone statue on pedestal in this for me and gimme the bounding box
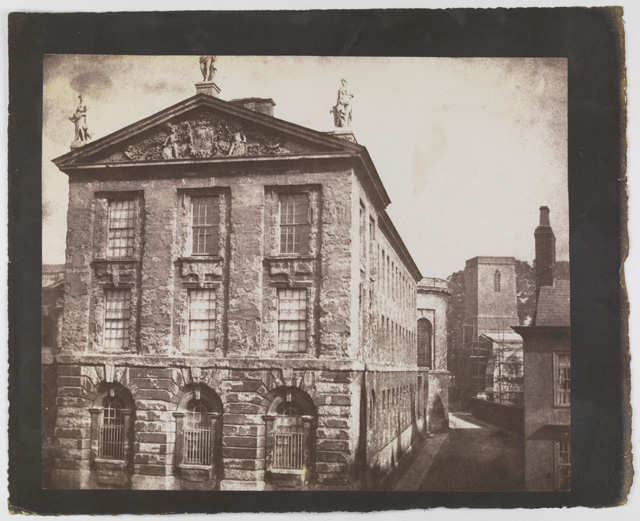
[69,94,91,148]
[332,79,354,128]
[199,56,217,82]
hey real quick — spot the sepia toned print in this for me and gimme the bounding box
[41,55,569,491]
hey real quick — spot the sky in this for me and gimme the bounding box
[42,55,568,279]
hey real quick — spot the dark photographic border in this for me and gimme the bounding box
[8,8,628,513]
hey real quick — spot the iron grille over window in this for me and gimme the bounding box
[279,194,310,255]
[183,400,211,466]
[100,397,125,460]
[107,199,136,258]
[555,439,571,490]
[191,196,219,255]
[273,402,304,470]
[277,289,307,352]
[188,289,216,350]
[104,289,131,349]
[494,270,501,292]
[554,353,571,406]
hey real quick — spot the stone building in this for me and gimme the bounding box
[47,79,449,490]
[455,256,523,407]
[416,277,452,432]
[42,264,65,488]
[514,207,570,491]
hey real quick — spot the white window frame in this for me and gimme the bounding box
[278,193,310,255]
[107,199,136,258]
[188,289,217,351]
[554,352,571,407]
[103,289,131,350]
[554,438,571,490]
[277,288,307,352]
[191,196,219,256]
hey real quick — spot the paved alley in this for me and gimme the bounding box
[420,412,524,491]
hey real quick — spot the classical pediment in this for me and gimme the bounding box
[53,94,358,169]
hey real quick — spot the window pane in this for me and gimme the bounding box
[183,399,212,465]
[555,353,571,406]
[277,288,307,352]
[104,289,131,349]
[189,289,216,350]
[191,196,219,255]
[555,439,571,490]
[100,397,125,460]
[279,194,309,254]
[107,199,135,258]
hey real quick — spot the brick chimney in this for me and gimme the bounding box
[230,98,276,117]
[534,206,556,292]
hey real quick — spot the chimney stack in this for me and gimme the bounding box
[534,206,556,292]
[230,98,276,117]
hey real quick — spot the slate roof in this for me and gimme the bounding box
[534,279,571,327]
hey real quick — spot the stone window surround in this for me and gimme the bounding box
[94,190,144,261]
[264,184,321,259]
[175,187,230,356]
[177,187,230,261]
[90,278,139,354]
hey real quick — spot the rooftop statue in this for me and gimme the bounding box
[332,79,354,128]
[69,94,91,146]
[199,56,217,82]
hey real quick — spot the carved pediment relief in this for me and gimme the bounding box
[93,109,315,163]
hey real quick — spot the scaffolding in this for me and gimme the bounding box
[461,317,523,407]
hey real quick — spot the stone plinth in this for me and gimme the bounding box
[325,128,357,143]
[196,81,221,97]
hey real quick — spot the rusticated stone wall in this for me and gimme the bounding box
[50,359,366,490]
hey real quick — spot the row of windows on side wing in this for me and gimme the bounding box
[105,194,312,258]
[102,287,308,352]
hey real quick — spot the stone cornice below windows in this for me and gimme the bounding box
[55,354,366,372]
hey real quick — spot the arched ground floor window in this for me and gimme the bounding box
[174,384,222,487]
[264,387,315,487]
[89,384,135,488]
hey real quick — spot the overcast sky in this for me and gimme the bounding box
[42,55,568,278]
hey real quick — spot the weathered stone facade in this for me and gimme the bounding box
[417,278,453,433]
[48,90,446,490]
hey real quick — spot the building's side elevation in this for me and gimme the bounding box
[417,278,452,432]
[48,85,443,490]
[514,207,570,491]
